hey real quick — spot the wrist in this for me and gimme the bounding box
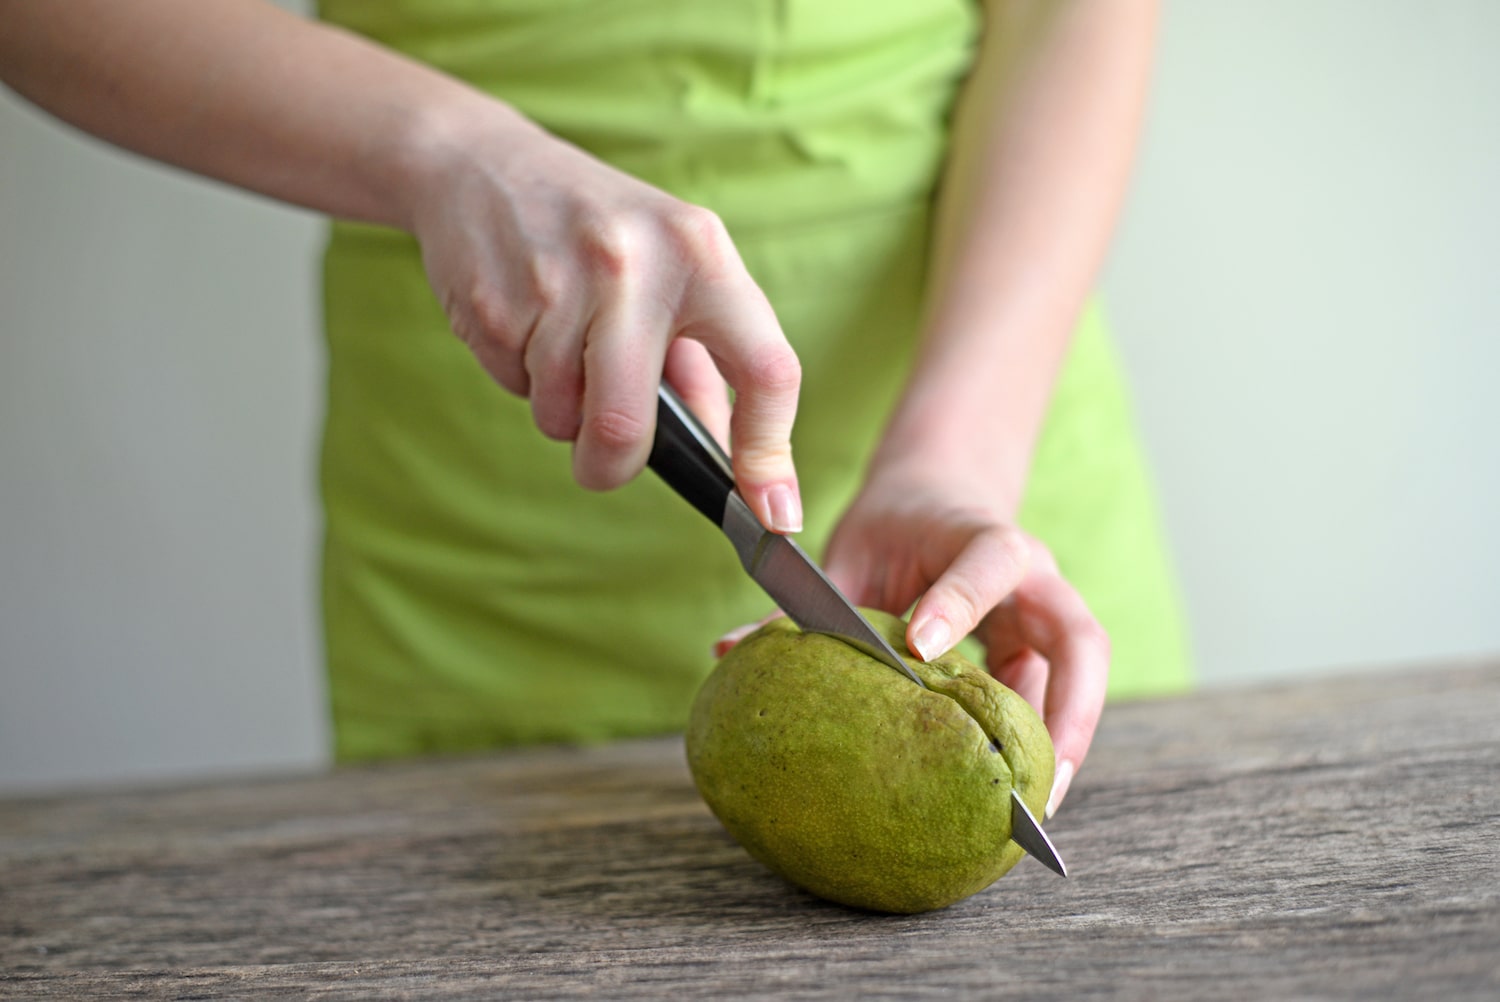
[864,391,1032,522]
[864,311,1072,520]
[385,88,538,233]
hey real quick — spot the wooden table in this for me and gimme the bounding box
[3,662,1497,999]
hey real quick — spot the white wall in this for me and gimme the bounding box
[1,2,327,792]
[3,2,1497,792]
[1102,1,1500,683]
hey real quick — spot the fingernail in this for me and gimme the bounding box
[764,484,802,534]
[712,622,758,658]
[910,616,952,661]
[1046,759,1075,821]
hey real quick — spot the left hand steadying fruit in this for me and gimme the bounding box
[713,470,1108,822]
[819,471,1107,821]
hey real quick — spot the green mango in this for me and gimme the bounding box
[686,609,1055,913]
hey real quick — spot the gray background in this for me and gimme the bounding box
[3,1,1497,792]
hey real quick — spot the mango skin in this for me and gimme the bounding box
[685,610,1055,914]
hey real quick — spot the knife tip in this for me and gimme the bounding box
[1010,789,1068,878]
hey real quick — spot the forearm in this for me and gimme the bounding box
[0,0,525,230]
[872,0,1157,515]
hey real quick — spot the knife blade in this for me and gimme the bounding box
[647,385,924,688]
[1010,790,1068,877]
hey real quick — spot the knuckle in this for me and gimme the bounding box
[995,525,1032,568]
[581,407,649,454]
[466,280,521,349]
[1078,617,1112,660]
[1009,588,1051,640]
[745,342,802,395]
[942,576,987,626]
[728,440,792,477]
[480,350,530,398]
[580,216,638,280]
[1036,587,1109,662]
[525,255,569,314]
[980,524,1032,580]
[666,204,732,268]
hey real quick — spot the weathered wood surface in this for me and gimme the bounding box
[3,661,1498,1000]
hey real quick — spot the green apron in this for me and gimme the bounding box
[315,0,1191,761]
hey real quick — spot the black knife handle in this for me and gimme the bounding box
[647,384,736,526]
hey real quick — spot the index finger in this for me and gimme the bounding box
[678,274,802,535]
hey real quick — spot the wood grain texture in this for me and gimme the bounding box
[3,662,1498,1000]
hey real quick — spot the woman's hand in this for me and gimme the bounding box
[0,0,804,534]
[818,471,1108,818]
[714,468,1108,819]
[407,108,803,531]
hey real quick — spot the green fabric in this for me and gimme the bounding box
[315,0,1191,761]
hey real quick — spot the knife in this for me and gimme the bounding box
[647,383,1067,876]
[647,384,924,688]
